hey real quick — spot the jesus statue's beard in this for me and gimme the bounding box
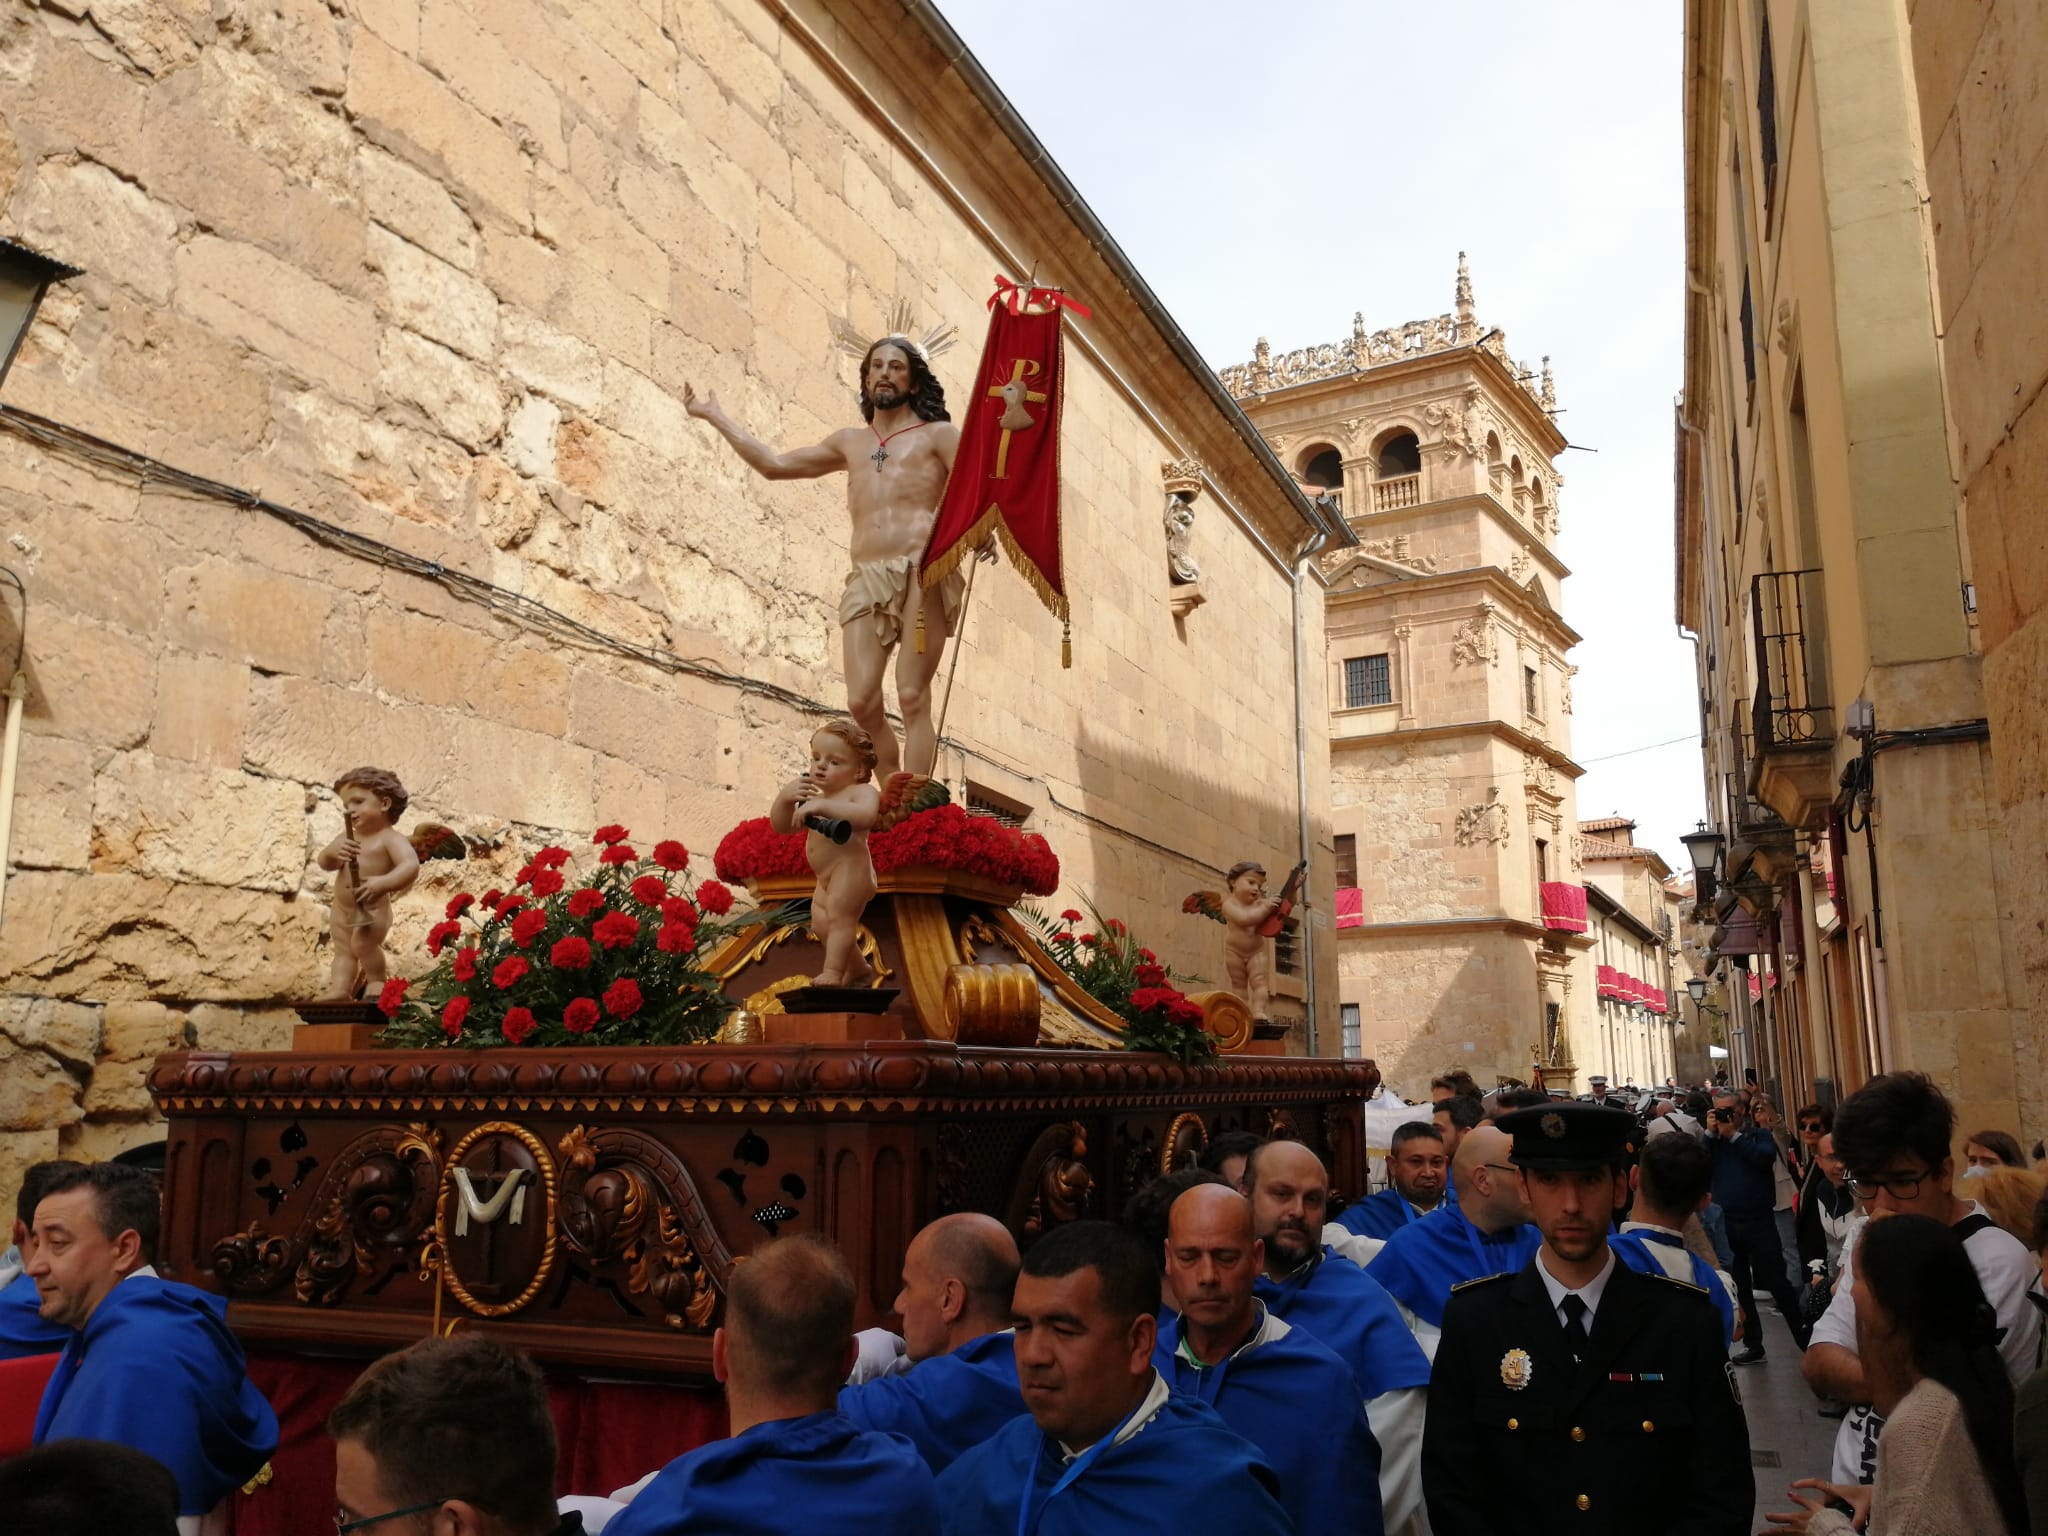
[869,384,905,409]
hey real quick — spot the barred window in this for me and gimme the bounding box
[1341,1004,1362,1060]
[1344,653,1391,709]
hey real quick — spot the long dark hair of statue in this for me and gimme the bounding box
[859,339,950,424]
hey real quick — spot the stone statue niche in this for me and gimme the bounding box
[1161,457,1205,617]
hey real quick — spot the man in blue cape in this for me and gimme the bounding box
[1367,1122,1543,1343]
[1246,1139,1430,1532]
[838,1212,1026,1470]
[1610,1133,1738,1345]
[0,1159,80,1359]
[1336,1121,1449,1239]
[28,1162,276,1519]
[937,1220,1290,1536]
[608,1234,939,1534]
[1160,1182,1383,1536]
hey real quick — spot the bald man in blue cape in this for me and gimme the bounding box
[838,1213,1026,1471]
[937,1220,1289,1536]
[29,1168,275,1518]
[1367,1122,1543,1337]
[607,1235,938,1535]
[1160,1182,1383,1535]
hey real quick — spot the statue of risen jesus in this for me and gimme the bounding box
[685,338,973,780]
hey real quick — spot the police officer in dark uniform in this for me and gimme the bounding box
[1421,1103,1751,1535]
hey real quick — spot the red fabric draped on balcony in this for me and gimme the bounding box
[1335,886,1364,929]
[1597,963,1618,999]
[1539,881,1588,933]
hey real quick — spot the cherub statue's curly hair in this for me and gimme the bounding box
[334,766,410,823]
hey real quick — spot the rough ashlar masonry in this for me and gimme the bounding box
[0,0,1335,1189]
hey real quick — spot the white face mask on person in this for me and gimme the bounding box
[1958,1164,1987,1180]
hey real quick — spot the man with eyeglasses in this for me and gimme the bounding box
[1702,1090,1809,1362]
[1802,1071,2043,1487]
[330,1334,581,1536]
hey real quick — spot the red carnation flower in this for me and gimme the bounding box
[510,908,548,948]
[441,995,471,1037]
[597,844,638,866]
[567,888,606,919]
[1129,986,1170,1014]
[602,977,644,1019]
[657,921,694,954]
[592,910,640,949]
[1060,908,1084,923]
[550,936,593,970]
[377,977,410,1018]
[592,824,630,845]
[697,879,735,915]
[1135,962,1167,989]
[630,875,668,906]
[514,863,538,885]
[529,869,565,897]
[662,897,700,927]
[501,1006,537,1046]
[1167,998,1207,1029]
[563,996,599,1033]
[492,955,530,989]
[1079,933,1099,947]
[496,893,528,916]
[445,893,475,919]
[1138,948,1157,964]
[536,845,573,868]
[1053,931,1075,945]
[426,919,463,957]
[653,840,689,871]
[452,946,479,982]
[1107,918,1126,935]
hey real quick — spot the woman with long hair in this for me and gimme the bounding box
[1765,1213,2028,1534]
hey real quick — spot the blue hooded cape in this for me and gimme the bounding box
[935,1385,1291,1536]
[607,1410,939,1535]
[1252,1247,1431,1399]
[32,1273,277,1516]
[1366,1201,1543,1327]
[0,1269,71,1359]
[1611,1228,1737,1344]
[1156,1306,1383,1535]
[1335,1187,1436,1240]
[837,1329,1025,1472]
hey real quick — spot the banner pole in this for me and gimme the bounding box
[931,553,980,753]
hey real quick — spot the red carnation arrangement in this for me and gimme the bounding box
[380,828,784,1050]
[1024,897,1216,1064]
[713,803,1059,895]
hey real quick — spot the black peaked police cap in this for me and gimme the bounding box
[1496,1102,1639,1172]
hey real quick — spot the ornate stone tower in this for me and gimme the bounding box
[1223,257,1592,1092]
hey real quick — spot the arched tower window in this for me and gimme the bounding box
[1300,446,1344,490]
[1376,433,1421,478]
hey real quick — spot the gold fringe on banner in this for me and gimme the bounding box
[921,503,1072,667]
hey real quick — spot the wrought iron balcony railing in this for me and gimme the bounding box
[1751,570,1833,752]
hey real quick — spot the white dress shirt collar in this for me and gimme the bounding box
[1536,1246,1617,1326]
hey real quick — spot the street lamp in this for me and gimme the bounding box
[0,238,83,392]
[1686,976,1708,1004]
[1680,820,1724,902]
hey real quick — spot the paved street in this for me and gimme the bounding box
[1737,1304,1843,1533]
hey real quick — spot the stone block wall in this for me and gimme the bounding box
[0,0,1334,1167]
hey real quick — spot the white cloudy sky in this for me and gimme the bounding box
[938,0,1707,866]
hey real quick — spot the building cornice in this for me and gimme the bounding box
[1338,492,1573,583]
[1332,719,1586,779]
[1325,560,1583,650]
[786,0,1352,571]
[1339,915,1595,949]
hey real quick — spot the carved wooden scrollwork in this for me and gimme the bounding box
[1266,1108,1301,1142]
[934,1123,969,1215]
[428,1121,559,1320]
[210,1123,442,1306]
[557,1125,736,1330]
[1007,1121,1093,1242]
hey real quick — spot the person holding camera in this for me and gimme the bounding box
[1704,1092,1811,1362]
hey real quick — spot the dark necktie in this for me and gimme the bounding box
[1560,1293,1590,1362]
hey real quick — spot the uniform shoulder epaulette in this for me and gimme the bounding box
[1641,1270,1708,1294]
[1449,1270,1515,1293]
